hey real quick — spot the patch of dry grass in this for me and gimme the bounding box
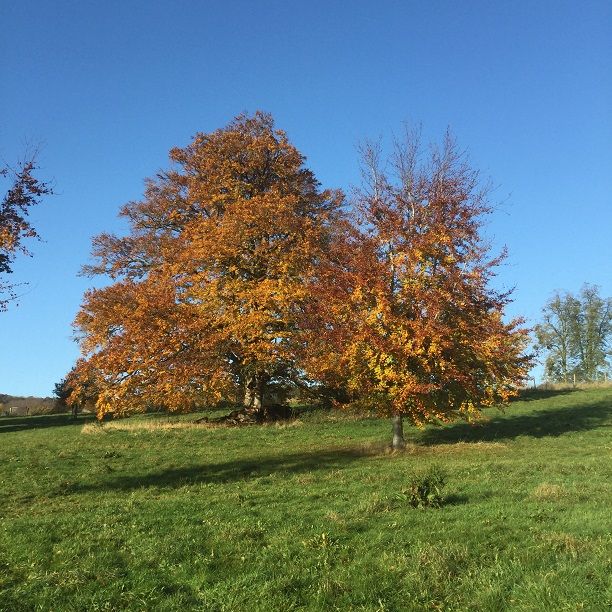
[81,416,308,435]
[429,441,508,454]
[271,418,304,429]
[531,482,567,500]
[81,420,216,434]
[537,532,592,558]
[534,381,612,392]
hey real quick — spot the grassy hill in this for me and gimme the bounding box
[0,388,610,610]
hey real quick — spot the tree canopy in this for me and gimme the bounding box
[303,130,530,446]
[70,113,530,442]
[70,112,344,417]
[535,284,611,383]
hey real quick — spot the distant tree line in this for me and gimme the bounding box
[535,284,611,383]
[0,394,58,416]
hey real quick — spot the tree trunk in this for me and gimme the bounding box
[391,414,406,450]
[243,370,266,415]
[243,385,253,410]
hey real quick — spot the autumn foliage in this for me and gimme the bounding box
[70,113,529,436]
[303,132,530,444]
[0,157,52,310]
[70,113,343,417]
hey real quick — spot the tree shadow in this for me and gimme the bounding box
[416,396,611,446]
[0,413,94,434]
[444,494,469,506]
[60,393,612,495]
[71,447,372,494]
[515,388,576,402]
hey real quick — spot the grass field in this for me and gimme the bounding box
[1,388,610,611]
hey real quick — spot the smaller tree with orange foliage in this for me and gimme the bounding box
[305,128,530,448]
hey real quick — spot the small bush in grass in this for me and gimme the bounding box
[395,466,447,508]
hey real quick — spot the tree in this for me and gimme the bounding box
[54,376,80,418]
[0,155,53,310]
[535,285,611,382]
[54,377,70,409]
[534,291,579,383]
[304,129,530,448]
[71,112,343,419]
[576,285,612,380]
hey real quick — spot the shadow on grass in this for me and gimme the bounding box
[444,494,469,506]
[70,392,611,494]
[0,413,95,434]
[417,395,611,446]
[73,447,371,493]
[515,388,576,402]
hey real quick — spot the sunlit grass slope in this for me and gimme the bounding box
[1,388,610,610]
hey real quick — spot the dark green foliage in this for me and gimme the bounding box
[403,465,447,508]
[53,378,71,409]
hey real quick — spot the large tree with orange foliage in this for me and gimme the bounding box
[303,129,530,448]
[70,113,344,419]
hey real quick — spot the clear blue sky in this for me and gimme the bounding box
[1,0,610,397]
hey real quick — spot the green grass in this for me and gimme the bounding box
[1,388,610,611]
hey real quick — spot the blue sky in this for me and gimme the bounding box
[1,0,610,397]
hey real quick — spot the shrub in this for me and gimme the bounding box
[396,466,447,508]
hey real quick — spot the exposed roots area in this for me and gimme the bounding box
[195,404,296,427]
